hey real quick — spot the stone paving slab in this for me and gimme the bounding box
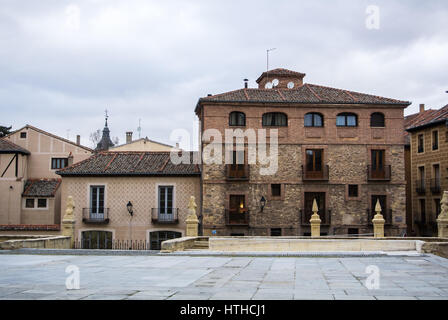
[0,253,447,300]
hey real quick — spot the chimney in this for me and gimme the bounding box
[76,135,80,145]
[126,131,133,144]
[244,79,249,89]
[420,104,425,113]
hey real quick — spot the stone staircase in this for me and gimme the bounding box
[187,237,209,251]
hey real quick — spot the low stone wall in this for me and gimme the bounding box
[208,237,420,252]
[421,242,448,259]
[0,235,71,250]
[161,236,206,252]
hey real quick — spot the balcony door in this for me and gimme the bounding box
[229,150,245,177]
[305,149,323,179]
[228,195,247,224]
[158,186,174,222]
[90,186,105,220]
[371,150,385,179]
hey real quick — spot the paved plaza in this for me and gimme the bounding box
[0,253,448,300]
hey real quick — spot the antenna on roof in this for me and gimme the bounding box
[266,48,276,83]
[137,118,142,139]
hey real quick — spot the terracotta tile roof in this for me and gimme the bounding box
[198,83,410,106]
[404,104,448,144]
[256,68,306,83]
[22,179,61,197]
[0,138,30,154]
[7,125,92,152]
[56,151,201,176]
[405,104,448,131]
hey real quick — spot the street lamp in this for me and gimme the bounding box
[127,201,133,216]
[260,196,266,212]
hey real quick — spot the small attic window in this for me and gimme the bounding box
[20,132,27,139]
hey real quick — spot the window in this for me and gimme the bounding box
[348,228,359,236]
[270,228,282,236]
[262,112,287,126]
[90,186,105,218]
[304,113,323,127]
[432,130,439,150]
[336,113,357,127]
[271,184,281,197]
[20,132,27,139]
[348,185,358,198]
[419,199,426,223]
[158,186,174,216]
[51,158,69,169]
[306,149,323,172]
[25,199,34,208]
[37,199,47,208]
[81,231,113,249]
[370,113,385,127]
[418,134,424,153]
[150,231,182,250]
[229,112,246,126]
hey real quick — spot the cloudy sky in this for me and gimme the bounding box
[1,0,447,149]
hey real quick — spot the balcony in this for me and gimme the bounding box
[367,165,391,181]
[82,208,110,224]
[367,208,392,225]
[225,164,250,181]
[430,178,441,194]
[300,209,331,226]
[151,208,179,224]
[415,180,426,194]
[225,209,249,226]
[301,165,329,181]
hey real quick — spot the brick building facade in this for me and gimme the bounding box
[405,104,448,236]
[195,68,410,237]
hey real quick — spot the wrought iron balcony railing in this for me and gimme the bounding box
[299,209,331,226]
[225,209,249,226]
[301,165,329,181]
[430,178,441,194]
[151,208,179,224]
[225,164,250,181]
[82,208,110,224]
[367,165,391,181]
[415,180,426,194]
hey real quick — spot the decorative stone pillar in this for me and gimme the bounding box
[310,198,321,237]
[185,196,199,237]
[372,199,385,238]
[437,191,448,238]
[61,196,76,248]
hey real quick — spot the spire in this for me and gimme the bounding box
[95,110,115,151]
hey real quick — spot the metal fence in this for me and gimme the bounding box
[74,239,152,250]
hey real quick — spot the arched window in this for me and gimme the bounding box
[262,112,288,127]
[304,113,323,127]
[370,112,385,127]
[229,111,246,126]
[336,113,358,127]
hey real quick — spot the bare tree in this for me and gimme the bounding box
[89,129,101,148]
[112,136,119,145]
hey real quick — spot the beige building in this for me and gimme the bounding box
[110,132,177,152]
[57,151,200,249]
[0,125,91,232]
[405,104,448,236]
